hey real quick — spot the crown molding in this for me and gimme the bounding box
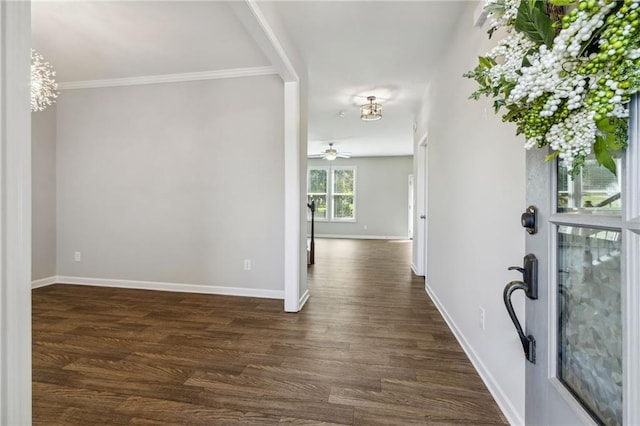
[58,66,278,90]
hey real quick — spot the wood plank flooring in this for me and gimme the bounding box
[33,238,508,425]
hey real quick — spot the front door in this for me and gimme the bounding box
[521,97,640,425]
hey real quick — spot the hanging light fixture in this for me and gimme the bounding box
[360,95,382,121]
[324,144,338,161]
[31,49,59,112]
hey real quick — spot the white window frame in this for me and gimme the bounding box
[307,167,329,221]
[307,166,356,222]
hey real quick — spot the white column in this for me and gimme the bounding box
[0,0,32,424]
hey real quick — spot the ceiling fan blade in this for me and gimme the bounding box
[337,153,351,158]
[308,154,325,158]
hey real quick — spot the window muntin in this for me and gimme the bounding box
[557,156,621,214]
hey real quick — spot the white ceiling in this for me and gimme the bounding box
[31,1,467,157]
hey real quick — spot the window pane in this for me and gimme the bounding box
[308,169,327,194]
[557,226,622,425]
[333,195,353,219]
[307,195,326,220]
[557,157,621,214]
[333,169,354,194]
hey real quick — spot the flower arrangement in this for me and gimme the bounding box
[464,0,640,176]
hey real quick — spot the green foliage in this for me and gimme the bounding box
[465,0,637,177]
[593,136,617,176]
[514,0,556,47]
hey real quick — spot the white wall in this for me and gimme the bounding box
[55,75,286,294]
[32,106,57,281]
[417,3,526,424]
[308,156,412,239]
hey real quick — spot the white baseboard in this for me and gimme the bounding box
[45,276,284,300]
[298,289,310,311]
[410,263,424,276]
[31,276,57,289]
[315,234,409,240]
[424,282,523,426]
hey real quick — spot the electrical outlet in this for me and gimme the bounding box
[479,306,485,329]
[74,251,82,262]
[243,259,251,271]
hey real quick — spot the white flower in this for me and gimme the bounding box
[485,0,521,30]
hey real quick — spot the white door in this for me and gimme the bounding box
[512,98,640,424]
[412,136,428,276]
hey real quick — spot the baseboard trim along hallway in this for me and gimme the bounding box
[32,275,284,300]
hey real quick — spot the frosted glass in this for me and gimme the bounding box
[557,226,622,425]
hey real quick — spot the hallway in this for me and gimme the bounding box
[32,239,507,424]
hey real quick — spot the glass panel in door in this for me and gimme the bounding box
[557,226,622,425]
[557,157,622,214]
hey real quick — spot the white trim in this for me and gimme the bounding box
[229,1,298,83]
[623,96,640,425]
[58,66,277,90]
[0,1,32,423]
[31,276,57,289]
[549,378,598,425]
[624,231,640,425]
[283,81,301,312]
[315,234,409,240]
[425,282,524,426]
[298,288,310,311]
[53,276,284,300]
[410,263,420,275]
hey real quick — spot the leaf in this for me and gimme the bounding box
[478,56,494,69]
[514,0,556,47]
[596,117,617,133]
[605,132,625,151]
[549,0,575,6]
[533,7,555,47]
[545,151,560,161]
[593,136,617,176]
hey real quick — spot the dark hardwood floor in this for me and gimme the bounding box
[33,238,508,425]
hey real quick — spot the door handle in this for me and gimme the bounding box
[419,215,426,219]
[503,253,538,364]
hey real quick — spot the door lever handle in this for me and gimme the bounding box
[508,253,538,299]
[503,253,538,364]
[503,280,536,364]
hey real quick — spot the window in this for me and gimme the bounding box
[307,166,356,221]
[557,156,621,213]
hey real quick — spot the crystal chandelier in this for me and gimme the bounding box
[31,49,59,112]
[360,95,382,121]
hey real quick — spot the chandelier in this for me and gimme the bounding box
[31,49,59,112]
[360,95,382,121]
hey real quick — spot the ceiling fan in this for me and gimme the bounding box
[309,143,351,161]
